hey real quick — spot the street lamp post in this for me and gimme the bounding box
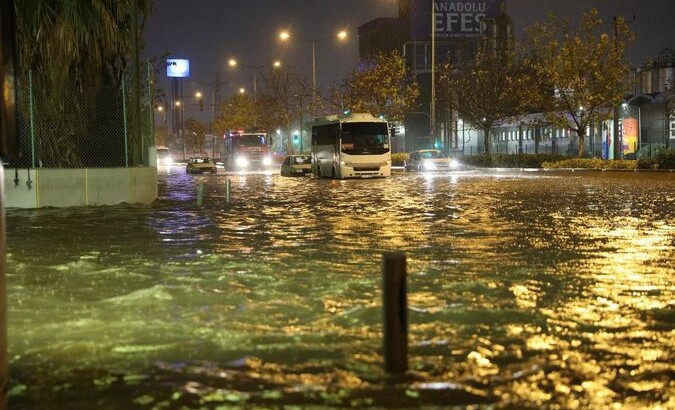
[279,29,348,115]
[228,58,281,99]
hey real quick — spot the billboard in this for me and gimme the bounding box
[411,0,499,40]
[166,59,190,78]
[622,117,638,156]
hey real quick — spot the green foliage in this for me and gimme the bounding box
[637,147,675,169]
[461,154,566,168]
[338,50,419,122]
[542,158,637,170]
[521,9,634,157]
[212,94,259,136]
[440,47,523,155]
[184,118,208,154]
[391,152,408,166]
[154,125,170,148]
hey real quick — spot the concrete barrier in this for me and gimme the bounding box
[3,167,157,208]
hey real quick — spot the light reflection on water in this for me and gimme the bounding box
[6,168,675,408]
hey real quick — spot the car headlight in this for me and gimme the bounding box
[235,156,249,167]
[380,160,391,166]
[449,159,460,169]
[422,160,437,170]
[262,156,272,166]
[162,157,172,165]
[340,160,352,167]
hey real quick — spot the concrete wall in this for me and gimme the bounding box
[3,167,157,209]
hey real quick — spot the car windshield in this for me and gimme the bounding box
[191,158,210,163]
[420,151,445,159]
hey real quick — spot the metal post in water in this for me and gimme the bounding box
[382,251,408,374]
[225,179,231,204]
[196,182,204,206]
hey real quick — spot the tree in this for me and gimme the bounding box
[15,0,153,167]
[154,124,171,148]
[184,118,208,154]
[212,93,259,136]
[339,50,419,122]
[440,46,524,155]
[521,9,633,157]
[258,69,310,154]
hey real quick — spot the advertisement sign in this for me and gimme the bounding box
[622,117,638,155]
[411,0,499,40]
[166,59,190,78]
[670,113,675,140]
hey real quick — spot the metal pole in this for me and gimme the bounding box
[196,182,204,206]
[28,70,35,168]
[147,60,155,158]
[430,0,436,147]
[253,71,257,99]
[122,74,129,167]
[382,251,408,374]
[612,17,621,160]
[312,40,316,116]
[131,0,141,166]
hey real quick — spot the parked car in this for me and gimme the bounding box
[404,149,460,172]
[280,155,312,177]
[186,157,217,174]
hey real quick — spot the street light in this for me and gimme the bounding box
[278,29,348,114]
[228,57,282,97]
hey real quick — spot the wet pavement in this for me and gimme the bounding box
[6,167,675,409]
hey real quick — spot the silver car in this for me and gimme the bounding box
[280,155,312,177]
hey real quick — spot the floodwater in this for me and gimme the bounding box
[6,168,675,409]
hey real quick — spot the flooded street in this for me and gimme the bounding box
[6,168,675,409]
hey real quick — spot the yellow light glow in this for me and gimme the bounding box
[279,31,290,41]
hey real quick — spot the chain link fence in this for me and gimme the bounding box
[6,69,154,169]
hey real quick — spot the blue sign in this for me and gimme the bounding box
[166,59,190,78]
[411,0,499,40]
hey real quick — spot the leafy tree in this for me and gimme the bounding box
[258,70,310,154]
[521,9,633,157]
[339,50,419,122]
[154,124,171,148]
[184,118,208,154]
[15,0,152,167]
[440,46,524,155]
[212,94,259,136]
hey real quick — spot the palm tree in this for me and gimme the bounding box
[14,0,152,167]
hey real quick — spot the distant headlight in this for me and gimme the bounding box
[422,160,437,171]
[262,156,272,166]
[340,160,352,167]
[449,159,460,169]
[235,156,249,167]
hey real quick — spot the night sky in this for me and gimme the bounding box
[144,0,675,117]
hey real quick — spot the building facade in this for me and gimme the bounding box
[359,1,674,157]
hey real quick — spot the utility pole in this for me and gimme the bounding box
[430,0,436,148]
[612,16,621,160]
[131,0,142,165]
